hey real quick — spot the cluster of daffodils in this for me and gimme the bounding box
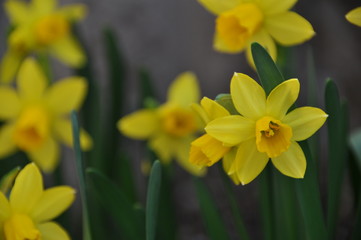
[118,72,205,176]
[0,58,92,172]
[190,73,327,185]
[196,0,315,65]
[1,0,86,83]
[0,163,75,240]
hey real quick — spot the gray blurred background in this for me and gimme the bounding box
[1,0,361,239]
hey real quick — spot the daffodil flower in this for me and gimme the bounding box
[197,0,315,65]
[0,58,92,172]
[0,163,75,240]
[205,73,327,185]
[190,97,240,184]
[117,72,205,176]
[0,0,86,83]
[346,7,361,27]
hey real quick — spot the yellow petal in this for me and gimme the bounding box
[0,192,11,221]
[230,73,266,119]
[190,103,209,125]
[28,137,59,173]
[37,222,70,240]
[206,115,255,146]
[266,79,300,119]
[59,4,87,21]
[0,124,17,159]
[31,186,75,222]
[233,139,269,185]
[49,36,85,67]
[256,0,296,15]
[10,163,43,214]
[200,97,229,121]
[53,119,92,150]
[283,107,328,141]
[117,110,159,139]
[45,77,87,116]
[0,87,21,120]
[149,133,173,164]
[222,148,240,185]
[346,7,361,27]
[167,72,200,107]
[271,141,306,178]
[32,0,56,15]
[175,136,206,176]
[4,0,29,24]
[0,49,23,84]
[245,28,277,67]
[17,58,47,102]
[197,0,242,15]
[265,12,315,46]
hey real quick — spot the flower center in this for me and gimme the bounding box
[216,3,263,51]
[35,14,69,45]
[4,214,41,240]
[160,104,197,137]
[13,106,49,151]
[255,116,292,158]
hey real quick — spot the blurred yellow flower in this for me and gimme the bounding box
[205,73,327,185]
[197,0,315,65]
[0,163,75,240]
[0,0,86,83]
[117,72,205,176]
[189,97,240,184]
[346,7,361,27]
[0,58,92,172]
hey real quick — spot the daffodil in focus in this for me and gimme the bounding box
[0,0,86,83]
[118,72,205,176]
[0,58,92,172]
[190,97,240,184]
[0,163,75,240]
[205,73,327,185]
[197,0,315,65]
[346,7,361,27]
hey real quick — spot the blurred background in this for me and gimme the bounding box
[1,0,361,239]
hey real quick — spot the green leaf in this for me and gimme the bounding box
[215,94,238,115]
[295,141,327,240]
[146,160,162,240]
[251,42,284,94]
[139,68,156,108]
[71,111,92,240]
[350,128,361,173]
[0,166,20,194]
[252,42,298,240]
[258,167,275,240]
[156,164,177,240]
[193,177,231,240]
[325,79,348,238]
[86,168,144,240]
[218,165,250,240]
[306,48,320,166]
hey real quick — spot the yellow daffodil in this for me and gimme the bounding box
[0,58,92,172]
[197,0,315,65]
[0,0,86,83]
[346,7,361,27]
[0,163,75,240]
[190,97,240,184]
[205,73,327,185]
[117,72,205,176]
